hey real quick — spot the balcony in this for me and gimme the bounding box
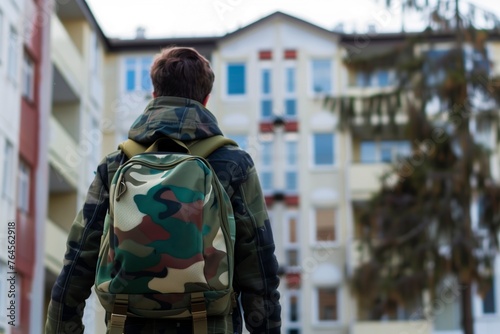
[45,218,68,275]
[354,321,431,334]
[51,15,84,98]
[349,163,390,199]
[49,116,79,189]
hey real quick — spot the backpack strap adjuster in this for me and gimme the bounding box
[108,294,128,334]
[191,292,207,334]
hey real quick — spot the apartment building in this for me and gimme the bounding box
[0,0,25,332]
[43,0,107,332]
[27,4,499,334]
[208,12,348,334]
[0,0,53,333]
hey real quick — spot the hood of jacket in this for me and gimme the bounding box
[128,96,223,145]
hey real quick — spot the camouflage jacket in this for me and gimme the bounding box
[46,97,281,333]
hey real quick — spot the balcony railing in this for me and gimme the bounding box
[353,321,431,334]
[49,116,79,188]
[51,15,84,96]
[349,162,390,198]
[45,218,68,275]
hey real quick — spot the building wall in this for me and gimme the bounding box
[211,15,352,333]
[44,1,107,333]
[0,0,25,333]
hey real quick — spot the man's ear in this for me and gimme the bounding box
[152,91,157,98]
[202,94,210,106]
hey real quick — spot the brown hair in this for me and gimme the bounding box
[150,46,214,103]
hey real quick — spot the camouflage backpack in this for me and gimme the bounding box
[95,135,238,334]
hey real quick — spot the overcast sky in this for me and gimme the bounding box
[85,0,500,39]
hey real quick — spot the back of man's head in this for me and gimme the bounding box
[150,47,214,104]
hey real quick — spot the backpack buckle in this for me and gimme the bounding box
[191,292,207,334]
[108,294,128,334]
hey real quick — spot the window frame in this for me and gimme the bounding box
[260,64,273,120]
[2,140,15,201]
[310,58,333,95]
[0,9,4,65]
[284,135,298,193]
[7,25,18,83]
[311,133,336,169]
[124,56,153,93]
[284,63,297,119]
[17,160,30,213]
[284,210,300,270]
[225,62,247,98]
[286,289,302,329]
[125,57,137,92]
[313,286,341,326]
[359,140,411,164]
[259,135,274,193]
[22,53,35,102]
[311,207,339,246]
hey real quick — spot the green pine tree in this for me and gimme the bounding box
[326,1,500,333]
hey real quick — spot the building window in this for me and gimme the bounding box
[262,68,271,94]
[377,70,390,87]
[0,10,3,63]
[87,116,101,186]
[285,99,296,118]
[261,68,272,119]
[227,63,246,95]
[285,212,300,268]
[141,57,153,91]
[289,293,299,322]
[315,207,336,242]
[284,66,297,118]
[360,140,411,163]
[17,161,30,213]
[313,133,334,166]
[356,70,391,87]
[2,140,14,200]
[260,139,274,191]
[311,59,332,93]
[261,100,273,118]
[360,141,377,163]
[8,26,18,82]
[22,54,35,101]
[125,57,152,92]
[125,58,136,91]
[286,67,296,93]
[317,288,338,321]
[285,139,298,192]
[425,49,448,86]
[90,31,100,75]
[483,278,496,314]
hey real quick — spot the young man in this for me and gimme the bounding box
[45,47,281,333]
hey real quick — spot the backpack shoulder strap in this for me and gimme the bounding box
[119,135,237,159]
[118,139,148,159]
[188,135,238,158]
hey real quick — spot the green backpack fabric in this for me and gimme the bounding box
[95,136,238,334]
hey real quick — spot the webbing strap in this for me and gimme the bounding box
[188,135,238,158]
[119,140,147,159]
[119,135,238,159]
[191,292,207,334]
[107,294,128,334]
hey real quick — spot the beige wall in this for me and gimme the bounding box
[48,192,78,231]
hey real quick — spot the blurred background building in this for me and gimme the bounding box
[0,0,498,333]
